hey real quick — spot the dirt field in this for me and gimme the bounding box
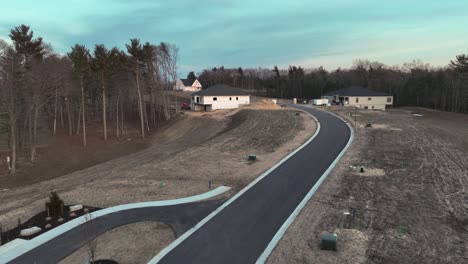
[0,125,148,189]
[0,103,316,261]
[59,221,173,264]
[269,106,468,264]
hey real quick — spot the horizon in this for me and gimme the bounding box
[1,0,467,77]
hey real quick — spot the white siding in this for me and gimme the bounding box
[191,95,250,111]
[192,79,202,88]
[174,79,202,92]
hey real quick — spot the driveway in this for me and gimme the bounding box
[3,195,227,264]
[155,106,352,264]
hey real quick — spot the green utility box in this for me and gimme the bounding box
[320,233,337,251]
[248,154,257,161]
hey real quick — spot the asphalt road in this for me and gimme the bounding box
[6,199,225,264]
[158,106,352,264]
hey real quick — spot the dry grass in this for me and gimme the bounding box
[268,106,468,264]
[59,221,173,264]
[1,104,316,262]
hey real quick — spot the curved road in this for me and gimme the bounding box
[3,106,351,264]
[155,106,352,264]
[4,199,226,264]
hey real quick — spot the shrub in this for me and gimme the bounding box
[45,192,64,217]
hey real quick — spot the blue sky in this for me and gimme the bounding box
[1,0,467,77]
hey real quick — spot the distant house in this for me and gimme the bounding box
[322,86,393,110]
[191,84,250,111]
[174,79,202,92]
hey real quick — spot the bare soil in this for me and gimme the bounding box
[0,124,148,189]
[0,106,316,236]
[59,221,173,264]
[269,106,468,264]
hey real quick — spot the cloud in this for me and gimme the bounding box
[0,0,467,77]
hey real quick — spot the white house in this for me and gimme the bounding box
[174,78,202,92]
[191,84,250,111]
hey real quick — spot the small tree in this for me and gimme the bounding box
[83,212,98,263]
[45,191,64,217]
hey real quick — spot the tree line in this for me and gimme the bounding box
[196,58,468,113]
[0,25,179,174]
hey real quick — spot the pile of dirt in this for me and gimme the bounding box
[249,99,281,110]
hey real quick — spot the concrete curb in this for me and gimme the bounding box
[148,108,321,263]
[0,186,231,263]
[256,106,354,263]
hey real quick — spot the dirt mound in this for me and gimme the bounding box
[249,99,281,110]
[218,109,303,153]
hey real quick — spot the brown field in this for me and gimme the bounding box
[269,106,468,264]
[0,103,316,262]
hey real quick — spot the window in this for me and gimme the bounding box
[368,97,372,101]
[236,97,239,100]
[213,97,217,101]
[229,97,232,101]
[356,98,359,103]
[387,97,392,103]
[196,96,200,103]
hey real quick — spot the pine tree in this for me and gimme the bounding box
[126,39,145,138]
[68,44,90,146]
[187,71,197,82]
[92,44,112,141]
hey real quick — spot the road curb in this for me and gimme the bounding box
[256,106,354,264]
[149,108,321,264]
[0,186,230,264]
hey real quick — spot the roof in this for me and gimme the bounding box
[192,84,248,96]
[180,78,195,86]
[323,86,390,97]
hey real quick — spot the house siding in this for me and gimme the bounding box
[348,96,393,110]
[321,95,393,110]
[191,95,250,111]
[175,79,202,92]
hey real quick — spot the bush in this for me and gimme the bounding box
[45,192,64,217]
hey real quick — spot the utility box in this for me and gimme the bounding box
[320,233,337,251]
[248,154,257,161]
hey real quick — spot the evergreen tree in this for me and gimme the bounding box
[187,71,197,82]
[68,44,90,146]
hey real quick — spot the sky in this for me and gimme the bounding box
[1,0,467,77]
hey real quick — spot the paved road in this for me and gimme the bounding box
[6,199,225,264]
[158,106,352,264]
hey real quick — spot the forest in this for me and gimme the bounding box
[0,25,179,174]
[2,24,468,175]
[196,57,468,113]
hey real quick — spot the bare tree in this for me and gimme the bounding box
[83,212,98,263]
[160,42,179,113]
[0,41,20,174]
